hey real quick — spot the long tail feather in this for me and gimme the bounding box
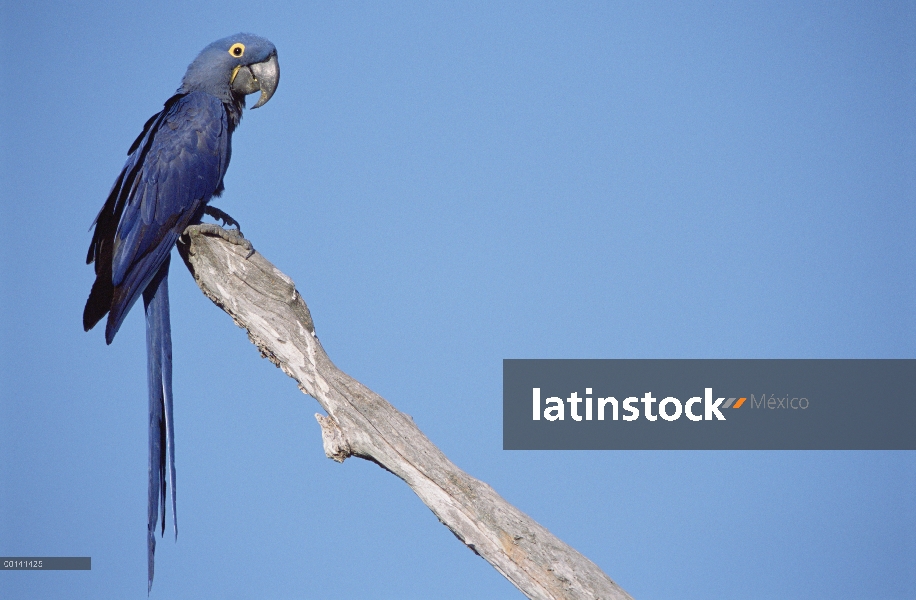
[142,255,177,592]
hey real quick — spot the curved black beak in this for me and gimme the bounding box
[231,52,280,109]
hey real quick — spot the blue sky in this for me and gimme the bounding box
[1,1,914,598]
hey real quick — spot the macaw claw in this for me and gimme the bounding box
[187,223,255,259]
[204,205,243,234]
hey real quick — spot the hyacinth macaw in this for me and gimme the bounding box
[83,34,279,590]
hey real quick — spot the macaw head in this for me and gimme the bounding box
[179,33,279,108]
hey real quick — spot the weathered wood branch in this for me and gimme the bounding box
[177,225,633,600]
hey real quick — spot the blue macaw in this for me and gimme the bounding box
[83,34,279,590]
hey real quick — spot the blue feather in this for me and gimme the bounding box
[142,257,174,591]
[106,92,229,341]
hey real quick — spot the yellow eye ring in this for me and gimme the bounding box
[228,43,245,58]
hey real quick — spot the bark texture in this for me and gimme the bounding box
[177,225,634,600]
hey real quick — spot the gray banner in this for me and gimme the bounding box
[503,359,916,449]
[1,557,91,570]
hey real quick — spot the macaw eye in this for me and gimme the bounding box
[228,43,245,58]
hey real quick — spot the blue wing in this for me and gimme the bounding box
[84,91,230,339]
[106,91,230,341]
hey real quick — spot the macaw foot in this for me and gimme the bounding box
[204,206,243,234]
[187,223,255,258]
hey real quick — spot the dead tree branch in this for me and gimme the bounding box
[177,225,634,600]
